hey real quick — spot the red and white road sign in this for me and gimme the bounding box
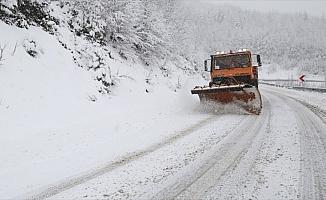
[299,75,305,82]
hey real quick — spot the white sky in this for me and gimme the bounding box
[202,0,326,17]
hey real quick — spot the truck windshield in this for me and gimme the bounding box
[214,54,250,69]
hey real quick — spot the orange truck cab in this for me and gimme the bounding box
[204,50,262,87]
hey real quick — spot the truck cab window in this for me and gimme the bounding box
[214,54,250,69]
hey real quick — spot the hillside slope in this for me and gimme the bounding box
[0,2,209,198]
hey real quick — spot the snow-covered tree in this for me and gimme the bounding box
[169,1,326,74]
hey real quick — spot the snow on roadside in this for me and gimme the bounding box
[0,20,210,198]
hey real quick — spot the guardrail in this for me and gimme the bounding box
[259,79,326,93]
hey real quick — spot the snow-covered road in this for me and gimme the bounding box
[19,85,325,200]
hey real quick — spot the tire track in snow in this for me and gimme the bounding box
[267,90,326,199]
[203,91,302,199]
[21,115,219,200]
[50,114,247,200]
[293,98,326,124]
[151,97,272,200]
[261,86,326,124]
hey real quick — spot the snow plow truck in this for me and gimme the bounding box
[191,49,262,115]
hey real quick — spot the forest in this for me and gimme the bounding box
[1,0,325,75]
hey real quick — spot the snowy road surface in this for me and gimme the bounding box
[12,86,326,199]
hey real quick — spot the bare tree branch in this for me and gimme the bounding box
[0,44,7,65]
[11,42,18,56]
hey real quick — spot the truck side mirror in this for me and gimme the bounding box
[257,55,262,67]
[204,59,211,72]
[204,60,208,71]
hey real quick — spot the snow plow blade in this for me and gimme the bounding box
[191,84,262,115]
